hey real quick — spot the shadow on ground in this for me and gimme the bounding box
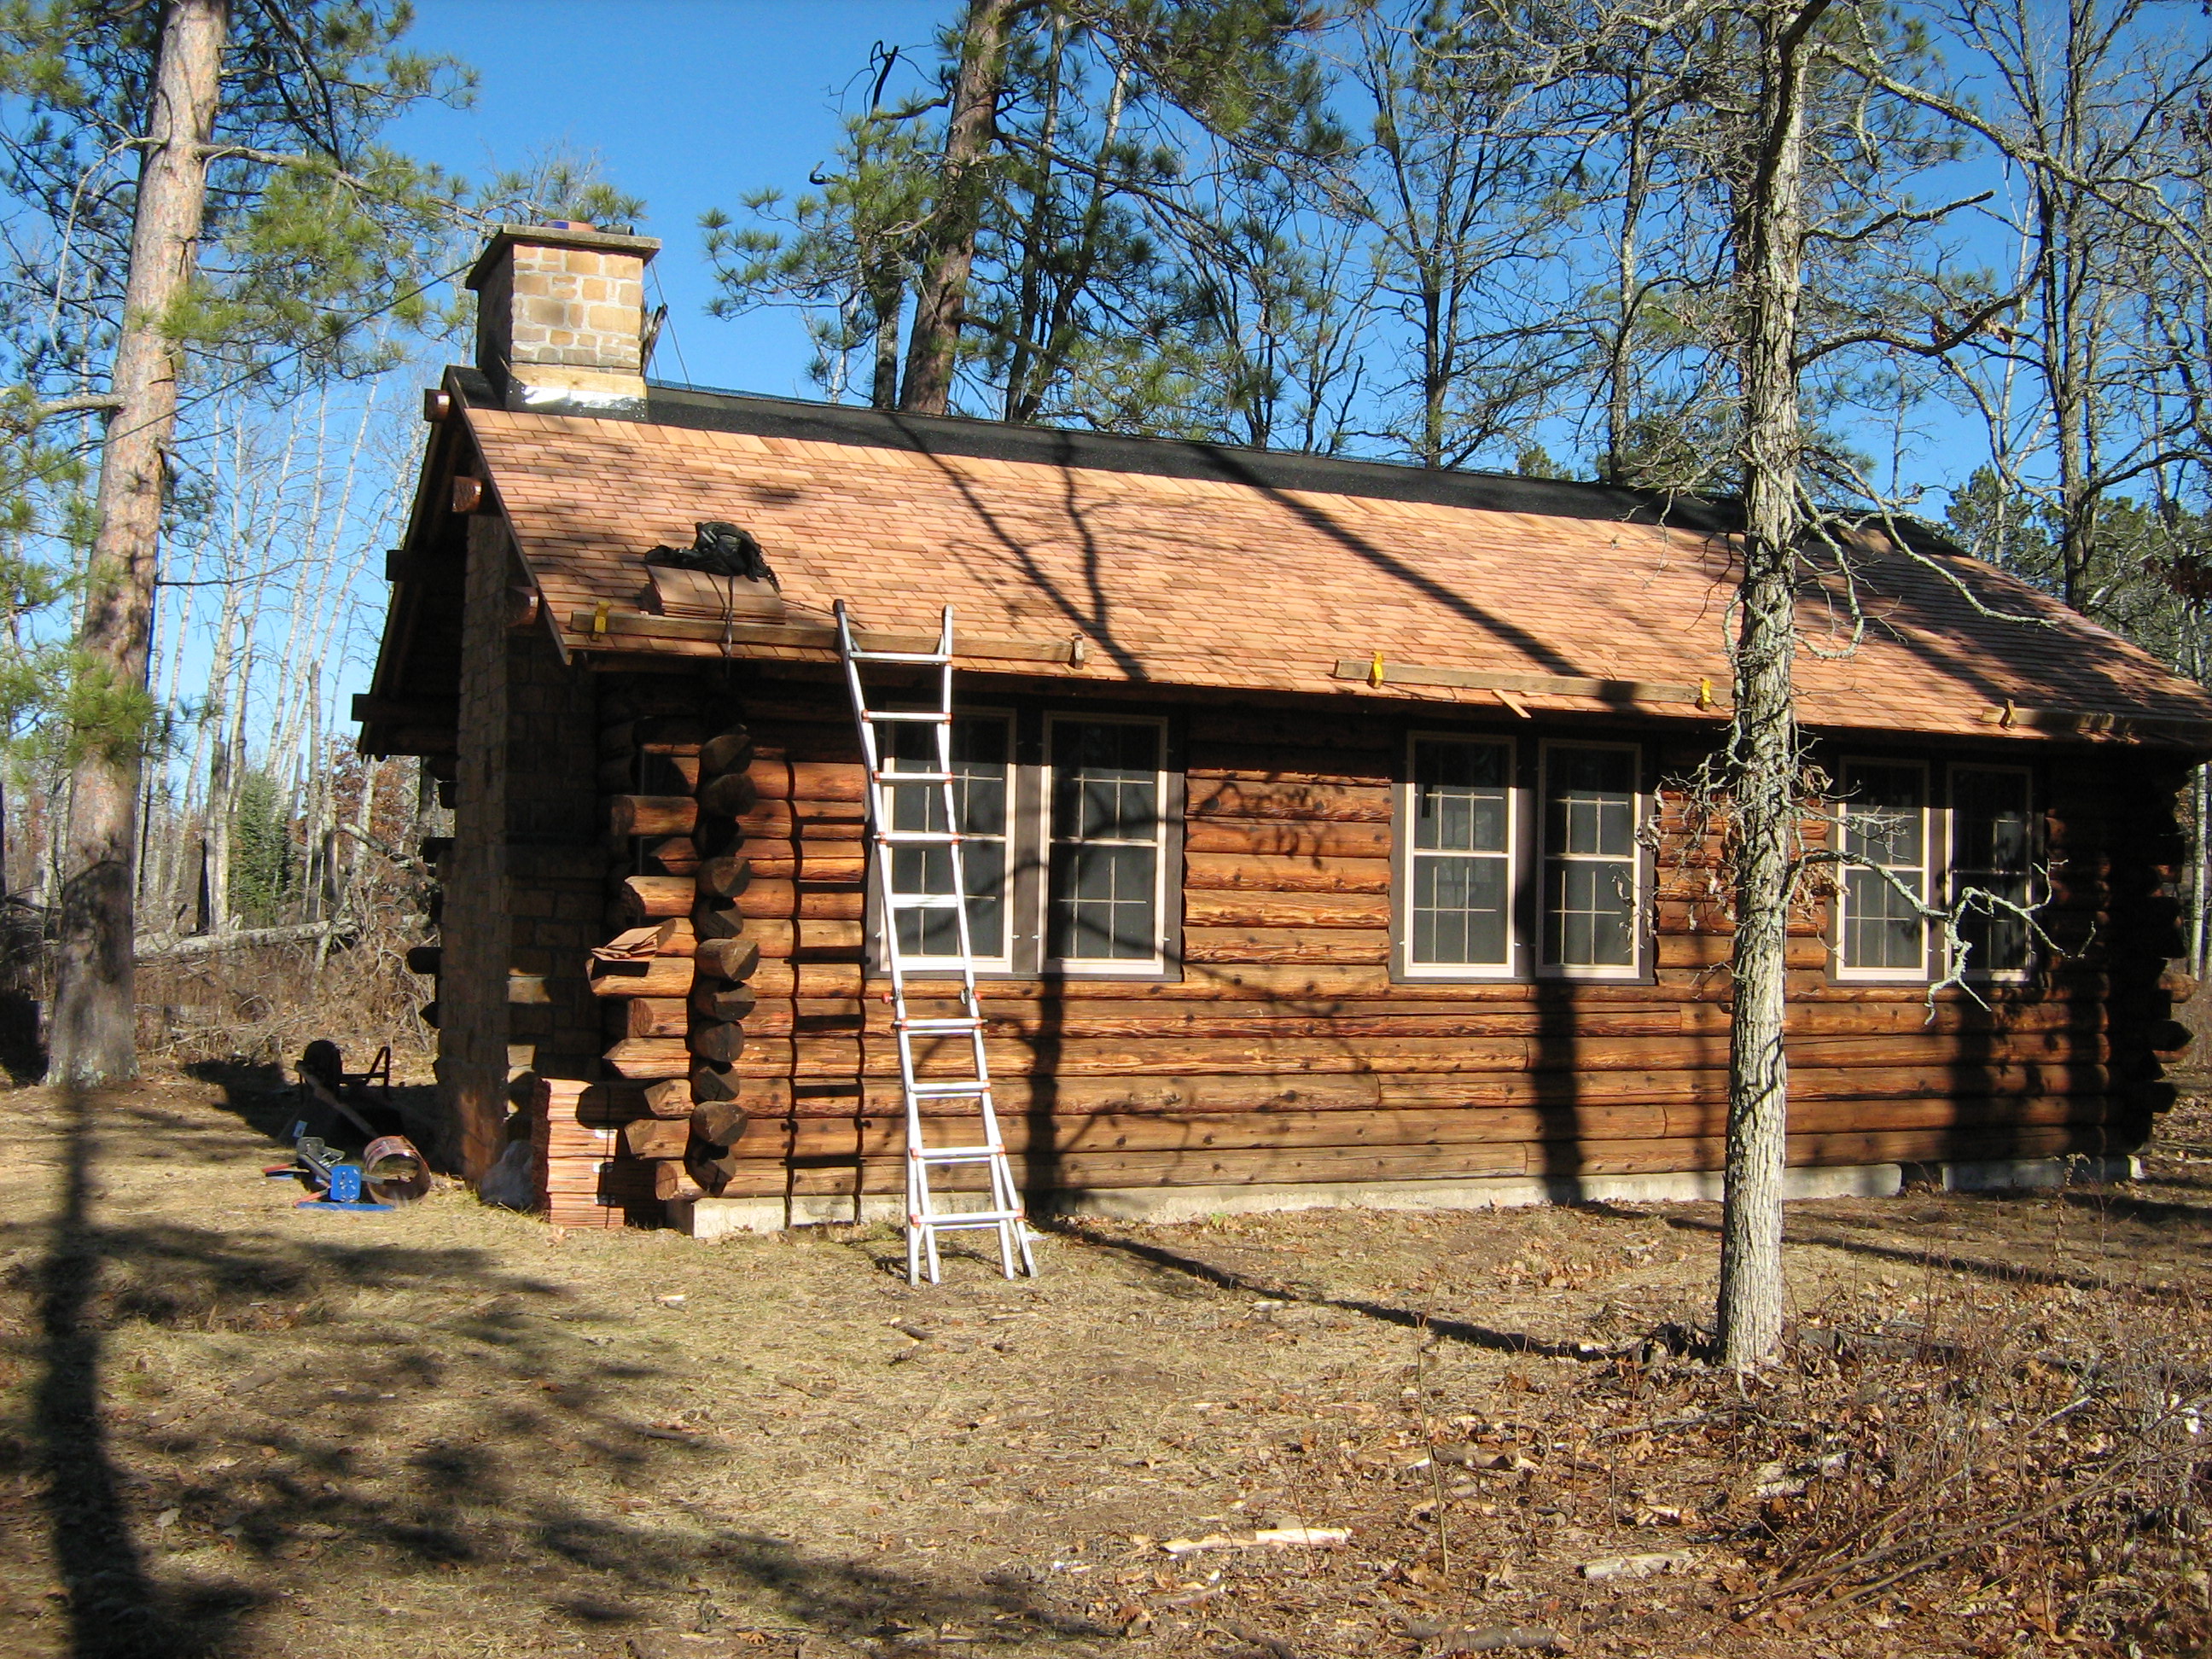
[0,1086,1106,1658]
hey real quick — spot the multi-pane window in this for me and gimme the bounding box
[1046,719,1165,963]
[1837,760,1929,976]
[1542,745,1640,970]
[1408,738,1514,971]
[1950,765,2035,976]
[882,714,1010,964]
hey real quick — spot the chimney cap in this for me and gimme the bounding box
[466,221,661,291]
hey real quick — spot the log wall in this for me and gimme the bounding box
[666,678,2185,1211]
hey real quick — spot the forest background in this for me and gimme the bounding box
[3,0,2211,1041]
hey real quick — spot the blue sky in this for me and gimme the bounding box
[390,1,948,399]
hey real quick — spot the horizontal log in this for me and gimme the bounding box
[713,1123,2117,1198]
[1659,933,1829,970]
[1184,890,1392,930]
[1184,927,1389,965]
[732,801,867,842]
[587,955,695,998]
[695,938,763,981]
[645,837,700,876]
[610,997,689,1039]
[699,730,755,778]
[1184,852,1390,895]
[731,918,866,959]
[535,1078,655,1127]
[741,845,866,883]
[690,1022,748,1065]
[746,757,864,802]
[690,983,758,1022]
[737,994,2093,1042]
[742,1094,2110,1163]
[1185,708,1394,752]
[1181,819,1392,859]
[602,1038,692,1080]
[697,771,760,819]
[1185,778,1393,823]
[618,875,697,923]
[655,1161,705,1203]
[608,795,696,838]
[714,1027,2107,1081]
[698,854,754,899]
[736,880,865,922]
[711,1057,2111,1122]
[1185,742,1394,786]
[597,756,638,792]
[600,717,707,759]
[642,1078,695,1118]
[622,1117,689,1159]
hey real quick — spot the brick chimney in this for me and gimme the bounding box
[466,222,662,417]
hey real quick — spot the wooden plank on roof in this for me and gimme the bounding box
[1977,701,2212,744]
[564,608,1082,665]
[1331,657,1720,707]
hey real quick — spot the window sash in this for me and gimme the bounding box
[1045,717,1166,967]
[881,714,1011,966]
[1836,760,1930,979]
[1540,744,1640,973]
[1406,736,1515,972]
[1949,765,2035,977]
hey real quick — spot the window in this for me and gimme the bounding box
[1837,760,1929,978]
[1046,718,1167,966]
[1541,744,1641,972]
[1394,733,1648,981]
[1406,738,1515,973]
[880,713,1011,968]
[1949,765,2035,977]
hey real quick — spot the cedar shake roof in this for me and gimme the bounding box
[359,372,2212,753]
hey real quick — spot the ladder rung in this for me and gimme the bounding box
[897,1016,984,1033]
[879,771,954,785]
[865,710,952,724]
[913,1145,1002,1162]
[887,893,963,910]
[910,1080,991,1097]
[877,830,961,846]
[916,1212,1024,1229]
[848,649,952,666]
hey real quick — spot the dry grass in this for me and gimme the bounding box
[3,1070,2210,1659]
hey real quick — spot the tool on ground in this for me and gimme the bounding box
[277,1134,393,1212]
[294,1039,402,1141]
[835,600,1036,1285]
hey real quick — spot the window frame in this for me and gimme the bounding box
[1944,760,2040,983]
[1037,711,1175,978]
[1831,755,1934,985]
[1394,731,1522,982]
[1535,738,1650,982]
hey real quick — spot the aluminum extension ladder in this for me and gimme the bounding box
[835,601,1037,1284]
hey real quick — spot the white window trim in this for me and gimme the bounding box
[871,706,1017,976]
[1039,713,1173,977]
[1396,731,1521,981]
[1536,739,1646,981]
[1945,761,2038,984]
[1832,757,1932,985]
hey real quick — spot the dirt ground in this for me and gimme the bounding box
[4,1071,2211,1659]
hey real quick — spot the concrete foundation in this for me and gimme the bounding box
[667,1153,2142,1239]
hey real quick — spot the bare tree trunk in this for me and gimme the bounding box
[899,0,1019,415]
[1717,0,1825,1370]
[49,0,230,1086]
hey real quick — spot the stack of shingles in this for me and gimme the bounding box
[537,701,707,1225]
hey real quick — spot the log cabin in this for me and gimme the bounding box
[358,222,2212,1233]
